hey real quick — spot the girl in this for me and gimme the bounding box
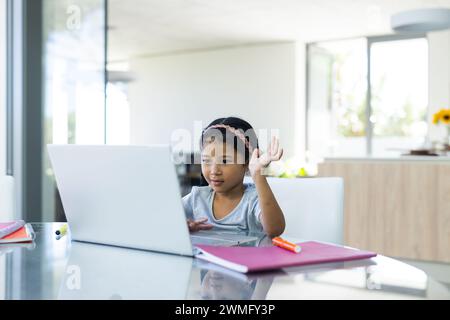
[182,117,285,237]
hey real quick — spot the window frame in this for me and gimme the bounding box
[305,33,428,157]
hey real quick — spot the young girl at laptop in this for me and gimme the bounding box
[183,117,285,237]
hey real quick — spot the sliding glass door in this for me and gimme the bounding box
[307,35,428,158]
[307,38,368,157]
[369,37,428,156]
[42,0,107,221]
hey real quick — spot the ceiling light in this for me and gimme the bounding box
[391,8,450,33]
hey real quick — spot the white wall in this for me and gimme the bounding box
[129,43,302,159]
[428,30,450,144]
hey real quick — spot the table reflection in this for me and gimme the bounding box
[1,224,449,300]
[59,241,194,299]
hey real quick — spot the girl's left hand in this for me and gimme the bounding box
[249,136,283,177]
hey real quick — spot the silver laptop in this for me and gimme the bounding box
[47,145,257,256]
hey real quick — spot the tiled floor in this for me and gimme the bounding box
[397,258,450,286]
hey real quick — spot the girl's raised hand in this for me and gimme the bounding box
[187,218,214,232]
[249,136,283,177]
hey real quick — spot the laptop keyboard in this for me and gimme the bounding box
[190,231,259,247]
[190,236,237,247]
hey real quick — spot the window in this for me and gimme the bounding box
[106,79,131,145]
[0,0,6,178]
[307,38,367,157]
[370,38,428,156]
[42,0,106,221]
[307,35,428,158]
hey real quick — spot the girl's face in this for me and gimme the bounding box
[201,142,247,193]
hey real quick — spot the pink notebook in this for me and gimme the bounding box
[0,220,26,239]
[196,241,377,273]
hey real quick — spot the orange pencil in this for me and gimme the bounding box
[272,237,302,253]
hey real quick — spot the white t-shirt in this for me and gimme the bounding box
[182,183,263,233]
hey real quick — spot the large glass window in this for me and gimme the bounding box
[42,0,106,221]
[370,38,428,156]
[307,36,428,158]
[307,38,367,157]
[0,0,6,179]
[106,71,131,145]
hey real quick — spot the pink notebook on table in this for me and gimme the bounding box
[196,241,377,273]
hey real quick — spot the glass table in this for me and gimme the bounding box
[1,223,449,300]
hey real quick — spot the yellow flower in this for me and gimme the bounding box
[433,112,441,124]
[433,109,450,125]
[441,109,450,124]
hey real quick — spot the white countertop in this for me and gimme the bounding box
[324,155,450,162]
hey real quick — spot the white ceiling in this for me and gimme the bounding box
[108,0,450,62]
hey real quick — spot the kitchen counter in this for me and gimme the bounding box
[318,159,450,263]
[324,155,450,162]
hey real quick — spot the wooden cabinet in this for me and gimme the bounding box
[318,159,450,263]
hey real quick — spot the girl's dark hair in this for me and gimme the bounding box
[200,117,259,165]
